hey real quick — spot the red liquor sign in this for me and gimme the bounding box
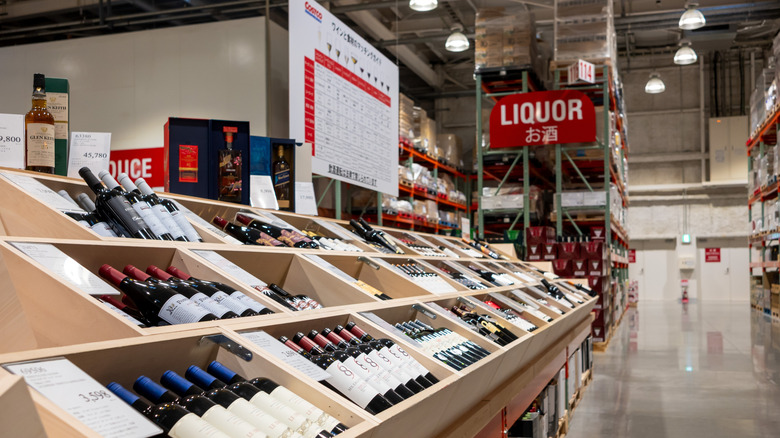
[109,147,164,188]
[705,248,721,263]
[489,90,597,148]
[628,249,636,263]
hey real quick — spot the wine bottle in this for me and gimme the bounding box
[125,265,239,319]
[118,173,188,241]
[349,219,402,254]
[213,216,286,247]
[74,192,125,237]
[135,177,204,242]
[272,145,291,209]
[206,361,347,435]
[106,382,231,438]
[133,376,267,438]
[99,264,219,325]
[279,336,314,359]
[343,322,439,385]
[97,294,148,327]
[79,167,156,239]
[305,330,409,402]
[186,366,316,438]
[162,371,299,438]
[235,213,317,249]
[99,170,173,240]
[357,217,401,253]
[268,284,323,311]
[165,266,272,315]
[217,127,243,204]
[59,190,119,237]
[293,335,393,415]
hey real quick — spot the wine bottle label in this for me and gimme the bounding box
[169,209,204,242]
[269,386,327,424]
[343,355,393,395]
[90,221,118,237]
[226,399,289,438]
[229,291,269,313]
[131,201,169,237]
[201,405,265,438]
[168,412,230,438]
[76,219,90,228]
[255,231,285,247]
[386,345,431,378]
[280,230,307,246]
[151,203,186,239]
[249,392,307,430]
[359,352,404,389]
[324,361,381,409]
[157,294,212,324]
[26,123,55,167]
[190,292,234,318]
[368,349,413,382]
[211,291,251,314]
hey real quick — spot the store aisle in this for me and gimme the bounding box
[567,301,780,438]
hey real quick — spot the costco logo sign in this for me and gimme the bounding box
[489,90,596,147]
[305,1,323,22]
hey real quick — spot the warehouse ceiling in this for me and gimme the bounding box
[1,0,779,102]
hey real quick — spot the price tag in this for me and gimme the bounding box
[303,254,357,283]
[191,250,267,289]
[67,132,111,178]
[169,200,243,245]
[506,289,541,309]
[0,113,24,169]
[10,242,119,296]
[1,172,86,214]
[461,217,470,242]
[358,312,410,339]
[312,219,355,241]
[3,358,162,438]
[249,175,279,210]
[239,331,330,382]
[294,182,318,216]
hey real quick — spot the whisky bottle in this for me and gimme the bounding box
[218,127,242,203]
[273,145,291,209]
[25,73,56,173]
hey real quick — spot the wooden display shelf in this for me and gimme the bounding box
[0,373,46,437]
[0,327,373,437]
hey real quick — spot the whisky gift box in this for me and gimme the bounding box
[45,77,69,176]
[164,117,211,199]
[209,120,250,205]
[249,136,297,211]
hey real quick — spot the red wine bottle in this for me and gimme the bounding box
[161,371,297,438]
[235,213,318,249]
[213,216,286,246]
[106,382,229,437]
[294,335,393,415]
[79,167,155,239]
[99,264,218,325]
[98,294,149,327]
[207,361,347,435]
[118,173,188,241]
[99,170,173,241]
[165,266,271,315]
[125,265,238,319]
[135,177,204,242]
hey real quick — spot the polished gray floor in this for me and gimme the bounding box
[567,301,780,438]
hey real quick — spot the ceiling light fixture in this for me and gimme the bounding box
[679,2,706,30]
[445,24,469,52]
[409,0,437,12]
[674,40,698,65]
[645,72,665,94]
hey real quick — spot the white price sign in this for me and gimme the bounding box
[249,175,279,210]
[1,171,86,214]
[10,242,119,296]
[461,217,471,242]
[303,254,357,283]
[67,132,112,178]
[239,331,331,381]
[3,358,162,438]
[169,199,243,245]
[191,250,267,289]
[0,113,25,169]
[294,181,318,215]
[568,59,595,84]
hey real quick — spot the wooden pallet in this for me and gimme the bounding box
[550,57,614,71]
[556,411,570,438]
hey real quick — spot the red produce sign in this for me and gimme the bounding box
[705,248,721,263]
[489,90,596,148]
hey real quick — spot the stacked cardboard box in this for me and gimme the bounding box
[553,0,615,64]
[399,93,415,142]
[437,133,462,169]
[525,226,556,261]
[475,7,538,71]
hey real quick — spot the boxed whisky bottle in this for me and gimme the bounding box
[250,136,297,211]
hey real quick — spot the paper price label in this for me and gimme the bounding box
[10,242,120,296]
[0,113,25,169]
[358,312,411,339]
[1,171,86,214]
[3,358,162,438]
[170,200,243,245]
[294,182,318,215]
[249,175,279,210]
[191,250,267,289]
[67,132,111,178]
[303,254,357,283]
[312,219,355,241]
[239,331,331,381]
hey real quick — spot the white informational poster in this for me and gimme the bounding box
[67,132,112,178]
[289,0,399,196]
[0,114,25,169]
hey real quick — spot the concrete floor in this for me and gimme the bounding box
[567,301,780,438]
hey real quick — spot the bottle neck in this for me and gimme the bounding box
[31,90,47,108]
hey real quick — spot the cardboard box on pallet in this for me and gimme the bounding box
[475,7,538,71]
[590,226,606,241]
[588,258,606,277]
[553,259,573,277]
[543,243,557,261]
[558,241,581,259]
[581,241,606,259]
[572,259,587,277]
[526,226,556,245]
[527,244,543,261]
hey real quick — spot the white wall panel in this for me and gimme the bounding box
[0,17,276,151]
